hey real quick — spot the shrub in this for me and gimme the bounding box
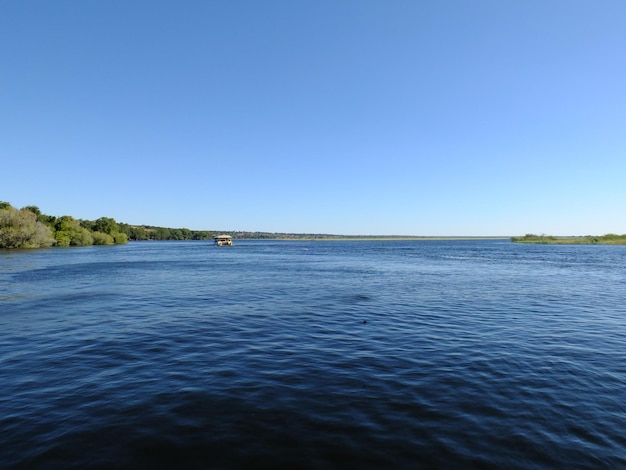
[92,231,114,245]
[0,207,55,248]
[112,232,128,244]
[54,231,72,247]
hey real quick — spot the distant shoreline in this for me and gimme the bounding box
[208,231,511,241]
[129,236,510,242]
[283,236,509,241]
[511,234,626,245]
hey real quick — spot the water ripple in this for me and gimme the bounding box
[1,241,626,468]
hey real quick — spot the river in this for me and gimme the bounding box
[1,240,625,468]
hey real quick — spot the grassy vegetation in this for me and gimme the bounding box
[511,234,626,245]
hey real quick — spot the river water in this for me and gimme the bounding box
[1,240,625,468]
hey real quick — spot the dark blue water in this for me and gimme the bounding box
[1,240,625,469]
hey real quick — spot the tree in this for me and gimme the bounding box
[54,231,72,247]
[192,230,213,240]
[92,231,114,245]
[22,205,41,217]
[113,232,128,244]
[80,219,95,231]
[38,214,57,228]
[93,217,119,235]
[0,206,55,248]
[151,227,171,240]
[53,216,94,247]
[121,224,149,240]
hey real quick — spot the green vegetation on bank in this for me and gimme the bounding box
[120,224,213,242]
[511,233,626,245]
[13,200,622,249]
[0,202,213,249]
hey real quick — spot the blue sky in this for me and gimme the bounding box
[2,1,625,235]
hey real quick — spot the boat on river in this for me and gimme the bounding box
[214,235,233,246]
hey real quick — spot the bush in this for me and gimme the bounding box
[53,216,94,246]
[71,227,94,246]
[92,231,114,245]
[0,207,55,248]
[54,231,72,247]
[112,232,128,244]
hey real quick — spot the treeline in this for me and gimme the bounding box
[225,231,343,240]
[511,233,626,244]
[0,202,213,249]
[119,224,213,241]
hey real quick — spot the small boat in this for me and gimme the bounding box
[214,235,233,246]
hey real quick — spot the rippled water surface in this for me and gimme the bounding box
[1,240,625,468]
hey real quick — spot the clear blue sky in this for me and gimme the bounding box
[2,1,625,235]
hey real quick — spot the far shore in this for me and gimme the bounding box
[511,234,626,245]
[247,236,510,241]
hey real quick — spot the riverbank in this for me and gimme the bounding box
[282,236,509,241]
[511,234,626,245]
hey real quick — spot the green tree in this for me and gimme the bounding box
[0,206,55,248]
[112,232,128,244]
[54,216,94,246]
[54,231,72,247]
[22,205,41,216]
[151,227,171,240]
[93,217,119,235]
[123,225,149,240]
[192,230,213,240]
[38,214,57,228]
[80,219,95,231]
[169,229,183,240]
[92,231,114,245]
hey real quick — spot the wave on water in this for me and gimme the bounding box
[1,240,626,468]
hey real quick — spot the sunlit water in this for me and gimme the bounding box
[1,240,625,469]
